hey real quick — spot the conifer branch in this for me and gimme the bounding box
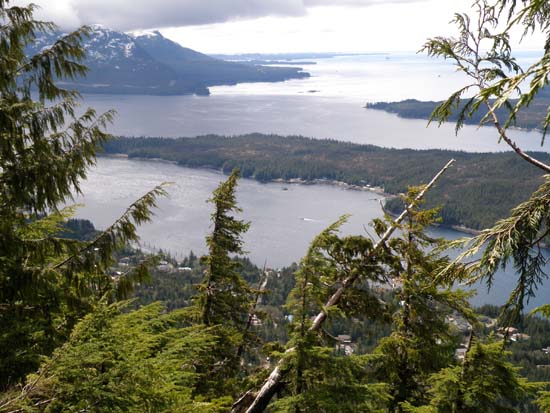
[237,262,269,358]
[51,184,169,271]
[232,159,455,413]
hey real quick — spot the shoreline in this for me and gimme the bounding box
[365,106,544,137]
[101,153,482,237]
[102,153,389,195]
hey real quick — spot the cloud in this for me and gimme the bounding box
[12,0,424,31]
[304,0,422,4]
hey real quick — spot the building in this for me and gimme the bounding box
[336,334,355,356]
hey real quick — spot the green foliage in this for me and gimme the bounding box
[420,4,550,412]
[373,191,476,412]
[423,339,533,413]
[537,390,550,413]
[4,1,550,412]
[192,170,258,398]
[422,0,521,131]
[103,134,550,230]
[197,169,253,327]
[270,217,391,412]
[423,0,550,328]
[451,176,550,323]
[271,351,389,413]
[0,0,166,387]
[1,302,221,412]
[366,95,550,132]
[532,304,550,318]
[57,218,99,241]
[423,0,550,178]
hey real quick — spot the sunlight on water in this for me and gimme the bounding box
[82,52,547,152]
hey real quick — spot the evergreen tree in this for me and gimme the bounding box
[415,338,532,413]
[269,217,393,412]
[197,169,253,328]
[193,169,256,400]
[233,162,455,413]
[418,2,550,411]
[0,0,165,387]
[423,0,550,322]
[537,391,550,413]
[373,190,477,412]
[0,302,221,413]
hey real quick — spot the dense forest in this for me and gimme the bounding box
[134,250,550,383]
[103,134,548,230]
[4,1,550,412]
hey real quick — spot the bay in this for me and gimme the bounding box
[75,157,550,310]
[73,52,550,310]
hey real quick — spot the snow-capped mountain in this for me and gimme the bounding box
[28,26,309,95]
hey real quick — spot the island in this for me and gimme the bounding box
[366,87,550,131]
[102,133,549,231]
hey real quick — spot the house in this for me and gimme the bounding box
[336,335,355,356]
[455,347,468,361]
[118,256,131,267]
[498,326,519,336]
[250,314,262,326]
[510,333,530,342]
[156,260,174,272]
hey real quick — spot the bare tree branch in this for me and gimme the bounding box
[484,101,550,173]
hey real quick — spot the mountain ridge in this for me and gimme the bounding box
[29,26,310,95]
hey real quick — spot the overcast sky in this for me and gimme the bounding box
[15,0,545,53]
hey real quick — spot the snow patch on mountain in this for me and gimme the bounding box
[25,25,309,95]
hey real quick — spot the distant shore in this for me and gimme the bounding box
[101,133,550,235]
[102,153,485,237]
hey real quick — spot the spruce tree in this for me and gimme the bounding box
[373,189,477,412]
[194,169,256,400]
[198,169,253,328]
[232,161,455,413]
[0,303,220,413]
[0,0,165,387]
[416,338,532,413]
[269,217,393,413]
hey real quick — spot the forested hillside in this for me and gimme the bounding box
[103,134,548,230]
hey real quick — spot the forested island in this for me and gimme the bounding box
[366,87,550,131]
[103,133,549,230]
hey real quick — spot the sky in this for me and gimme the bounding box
[14,0,546,54]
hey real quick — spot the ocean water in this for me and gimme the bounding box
[82,52,548,152]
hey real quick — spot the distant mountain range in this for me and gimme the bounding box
[29,25,310,95]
